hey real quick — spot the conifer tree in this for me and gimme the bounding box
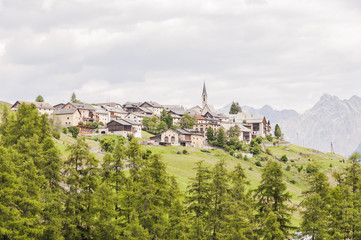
[254,161,293,238]
[186,160,211,239]
[206,127,215,142]
[300,171,331,239]
[229,102,242,114]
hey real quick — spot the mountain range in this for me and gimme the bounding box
[218,94,361,156]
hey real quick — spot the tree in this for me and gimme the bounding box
[186,160,211,239]
[280,155,288,163]
[274,124,282,140]
[68,126,79,138]
[254,161,293,237]
[216,128,226,147]
[227,124,241,138]
[71,92,77,102]
[206,127,215,142]
[35,95,44,102]
[179,113,196,129]
[300,170,331,239]
[229,101,242,114]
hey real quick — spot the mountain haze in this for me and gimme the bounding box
[219,94,361,156]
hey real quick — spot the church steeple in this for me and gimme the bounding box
[202,81,208,108]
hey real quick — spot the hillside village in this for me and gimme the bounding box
[10,83,272,148]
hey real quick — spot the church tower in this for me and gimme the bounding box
[202,81,208,108]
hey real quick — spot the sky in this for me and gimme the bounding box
[1,0,361,113]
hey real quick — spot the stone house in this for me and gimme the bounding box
[62,102,95,123]
[139,101,164,116]
[52,108,81,127]
[150,129,205,148]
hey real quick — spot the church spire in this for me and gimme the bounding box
[202,81,208,108]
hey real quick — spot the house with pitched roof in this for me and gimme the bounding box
[52,108,81,127]
[106,119,142,138]
[11,101,54,115]
[62,102,96,123]
[150,129,204,148]
[139,101,164,115]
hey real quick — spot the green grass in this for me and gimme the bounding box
[54,134,349,228]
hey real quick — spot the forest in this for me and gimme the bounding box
[1,103,361,240]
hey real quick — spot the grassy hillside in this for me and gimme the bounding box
[54,133,348,227]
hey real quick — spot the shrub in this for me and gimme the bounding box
[280,155,288,163]
[244,155,249,161]
[290,179,296,184]
[266,148,272,156]
[297,166,303,173]
[200,149,210,153]
[68,126,79,138]
[286,166,291,171]
[78,121,84,126]
[250,143,262,155]
[229,150,235,156]
[183,149,188,154]
[248,167,253,171]
[255,161,262,167]
[52,130,60,140]
[62,127,68,134]
[176,151,181,154]
[329,164,333,168]
[266,135,273,142]
[255,137,263,144]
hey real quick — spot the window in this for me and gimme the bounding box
[165,136,169,142]
[171,136,175,144]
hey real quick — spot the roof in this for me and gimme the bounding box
[53,108,77,115]
[140,101,163,108]
[162,105,185,112]
[12,101,54,110]
[138,107,153,114]
[108,119,141,126]
[123,102,142,108]
[95,102,121,107]
[202,82,207,97]
[53,103,65,109]
[68,102,95,111]
[191,115,206,120]
[93,106,109,115]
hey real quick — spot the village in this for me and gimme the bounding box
[10,83,272,148]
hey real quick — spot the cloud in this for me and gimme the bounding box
[0,0,361,112]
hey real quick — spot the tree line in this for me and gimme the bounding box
[1,103,361,239]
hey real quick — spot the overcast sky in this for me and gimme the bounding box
[1,0,361,112]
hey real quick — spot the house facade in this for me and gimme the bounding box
[107,119,142,138]
[62,102,95,123]
[150,129,205,148]
[11,101,54,115]
[52,108,81,127]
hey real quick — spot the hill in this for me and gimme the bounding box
[54,133,348,227]
[0,101,11,112]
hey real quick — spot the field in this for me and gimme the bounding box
[54,132,348,227]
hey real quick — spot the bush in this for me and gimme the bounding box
[297,166,303,173]
[62,127,68,134]
[266,148,272,156]
[266,135,273,142]
[248,167,253,171]
[200,149,210,153]
[52,130,60,140]
[255,161,262,167]
[250,143,262,155]
[330,164,333,168]
[286,166,291,171]
[290,179,296,184]
[78,121,84,126]
[280,155,288,163]
[182,149,188,154]
[229,150,235,156]
[177,151,181,154]
[68,126,79,138]
[244,155,249,161]
[255,137,263,144]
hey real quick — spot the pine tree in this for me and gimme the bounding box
[63,137,100,239]
[225,164,255,239]
[186,160,211,239]
[300,171,331,239]
[208,160,231,239]
[254,161,293,237]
